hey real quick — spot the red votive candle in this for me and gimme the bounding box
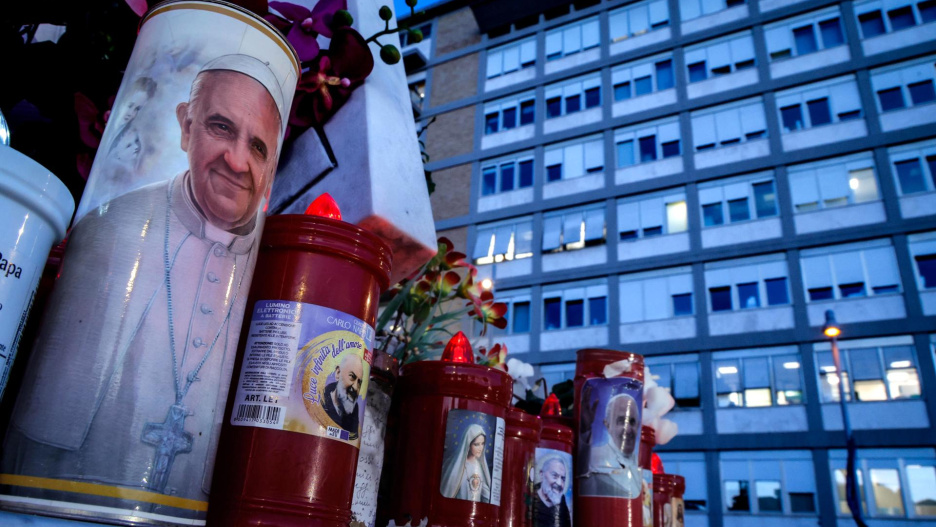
[208,204,392,526]
[532,397,575,527]
[500,407,542,527]
[381,333,513,526]
[639,427,656,527]
[653,473,684,527]
[573,349,646,527]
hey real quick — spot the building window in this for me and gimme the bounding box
[680,0,746,22]
[698,174,779,228]
[483,93,536,135]
[650,361,701,408]
[545,74,602,119]
[765,8,846,60]
[715,351,804,408]
[691,98,767,151]
[831,449,936,519]
[721,453,817,515]
[544,136,604,183]
[801,242,901,302]
[776,76,862,133]
[543,205,606,253]
[486,37,536,79]
[871,57,936,114]
[855,0,936,38]
[889,139,936,195]
[618,191,689,241]
[480,154,534,197]
[545,15,600,61]
[609,0,669,43]
[543,282,609,331]
[816,343,921,403]
[619,268,694,323]
[909,232,936,290]
[788,153,880,212]
[473,219,534,265]
[705,255,791,314]
[478,293,532,338]
[684,32,756,83]
[616,118,681,167]
[612,54,677,101]
[513,301,531,333]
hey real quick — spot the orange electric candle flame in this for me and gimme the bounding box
[541,393,562,416]
[442,331,474,364]
[305,193,342,220]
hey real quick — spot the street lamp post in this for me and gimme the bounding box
[824,309,866,527]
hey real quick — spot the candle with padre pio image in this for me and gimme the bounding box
[380,332,513,527]
[573,349,646,527]
[0,2,298,525]
[532,394,575,527]
[207,195,392,526]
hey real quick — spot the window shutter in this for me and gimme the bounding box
[545,31,562,56]
[743,357,771,388]
[832,251,864,284]
[724,182,749,201]
[520,39,536,65]
[829,80,862,117]
[789,170,820,207]
[544,147,563,167]
[684,47,707,67]
[515,221,534,255]
[584,140,604,171]
[492,225,514,255]
[486,51,503,78]
[620,280,644,323]
[609,11,628,40]
[698,186,723,205]
[584,209,605,241]
[679,0,701,21]
[583,75,602,90]
[801,256,833,290]
[785,460,817,493]
[633,62,654,79]
[644,277,669,320]
[618,201,640,234]
[545,86,563,101]
[764,25,792,57]
[630,5,650,35]
[740,103,767,136]
[691,113,716,149]
[640,197,665,229]
[658,121,680,144]
[502,46,520,73]
[474,229,494,259]
[818,164,850,201]
[563,212,584,246]
[715,107,742,143]
[649,0,669,26]
[564,143,585,178]
[731,35,755,64]
[707,41,731,71]
[582,18,600,49]
[612,66,632,85]
[669,273,693,295]
[542,216,562,251]
[563,26,581,54]
[673,363,700,398]
[864,247,901,289]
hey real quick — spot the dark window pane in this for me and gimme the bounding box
[500,163,515,192]
[794,25,818,55]
[888,6,916,30]
[840,282,866,298]
[859,11,886,38]
[736,59,755,69]
[929,155,936,188]
[420,23,432,38]
[878,87,906,112]
[566,299,584,327]
[673,293,693,316]
[513,302,531,333]
[710,286,732,311]
[728,198,750,222]
[520,100,535,125]
[781,104,804,132]
[873,285,899,294]
[909,80,936,105]
[921,0,936,23]
[639,135,657,162]
[770,49,792,60]
[808,98,832,126]
[635,75,653,96]
[589,297,607,325]
[546,97,562,118]
[518,160,534,188]
[725,481,750,512]
[838,110,862,120]
[544,298,562,330]
[820,18,845,47]
[703,203,724,226]
[547,164,562,182]
[712,64,731,76]
[726,0,744,6]
[757,481,782,512]
[502,107,517,130]
[895,159,927,194]
[617,140,635,167]
[662,140,680,158]
[585,87,601,108]
[738,282,760,309]
[696,143,716,151]
[746,130,767,140]
[656,60,674,90]
[917,254,936,289]
[620,230,638,241]
[766,277,789,305]
[753,181,778,217]
[643,226,663,237]
[790,493,816,513]
[614,81,632,101]
[809,287,833,301]
[485,112,499,134]
[688,61,707,83]
[482,167,497,196]
[565,94,581,114]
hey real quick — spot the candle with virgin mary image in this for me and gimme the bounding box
[440,409,506,505]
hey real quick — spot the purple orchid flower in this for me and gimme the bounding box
[268,0,347,62]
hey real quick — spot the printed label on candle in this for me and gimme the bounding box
[670,497,684,527]
[531,448,573,526]
[351,383,392,527]
[642,468,653,527]
[439,409,506,506]
[230,299,374,448]
[576,377,644,499]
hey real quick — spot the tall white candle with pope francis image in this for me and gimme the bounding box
[0,2,298,525]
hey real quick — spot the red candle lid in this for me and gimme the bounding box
[441,331,474,364]
[505,407,542,440]
[652,452,665,474]
[539,418,574,448]
[541,393,562,417]
[304,192,342,220]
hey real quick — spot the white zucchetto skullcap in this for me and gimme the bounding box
[199,54,287,131]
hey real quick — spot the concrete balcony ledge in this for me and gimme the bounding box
[793,201,886,235]
[821,399,930,430]
[681,5,748,35]
[861,22,936,56]
[610,27,671,57]
[769,45,850,79]
[898,191,936,219]
[544,47,600,75]
[781,120,867,152]
[806,294,906,326]
[615,156,683,185]
[620,316,696,344]
[485,67,536,93]
[687,67,758,100]
[694,139,770,169]
[612,88,676,117]
[716,404,809,433]
[618,232,690,261]
[541,325,609,351]
[879,102,936,133]
[701,217,782,249]
[708,305,795,336]
[543,106,602,135]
